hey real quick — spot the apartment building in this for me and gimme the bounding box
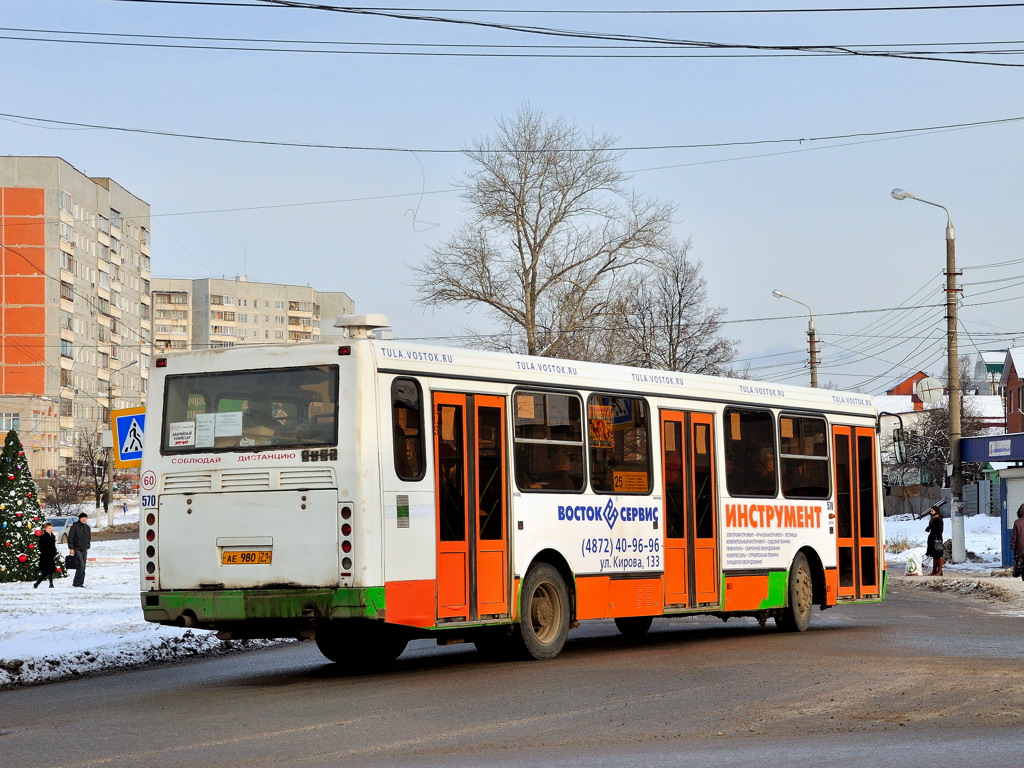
[0,157,151,476]
[151,276,354,350]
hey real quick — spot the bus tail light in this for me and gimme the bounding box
[144,511,157,581]
[340,504,353,580]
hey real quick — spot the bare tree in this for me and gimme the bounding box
[893,396,987,488]
[415,105,732,365]
[597,242,736,373]
[45,461,91,517]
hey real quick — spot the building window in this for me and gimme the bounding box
[60,340,73,359]
[60,282,74,301]
[0,413,20,431]
[110,209,122,229]
[59,190,72,213]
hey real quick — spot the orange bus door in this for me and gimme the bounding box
[833,426,881,600]
[434,393,509,622]
[662,411,720,609]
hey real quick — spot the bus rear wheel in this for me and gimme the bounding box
[315,621,408,670]
[513,563,570,660]
[775,552,813,633]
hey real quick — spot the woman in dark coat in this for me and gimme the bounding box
[1011,504,1024,580]
[925,505,944,576]
[33,522,57,588]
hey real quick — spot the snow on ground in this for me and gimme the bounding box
[883,512,1005,575]
[0,509,1014,689]
[0,505,283,689]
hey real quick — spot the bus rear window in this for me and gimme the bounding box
[161,365,338,452]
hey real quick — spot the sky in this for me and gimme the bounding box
[4,1,1024,394]
[0,506,1016,688]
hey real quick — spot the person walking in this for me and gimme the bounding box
[66,512,92,588]
[33,522,57,589]
[925,504,945,576]
[1011,504,1024,581]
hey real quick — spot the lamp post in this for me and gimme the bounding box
[891,187,965,563]
[771,289,819,387]
[105,360,138,529]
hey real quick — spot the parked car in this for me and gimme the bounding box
[48,516,75,544]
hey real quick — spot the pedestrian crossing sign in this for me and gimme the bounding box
[111,407,146,468]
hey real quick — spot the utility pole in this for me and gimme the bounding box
[891,188,965,562]
[771,289,818,387]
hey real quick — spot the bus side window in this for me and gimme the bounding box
[392,377,425,481]
[513,391,584,492]
[780,414,829,499]
[724,407,777,497]
[587,395,651,495]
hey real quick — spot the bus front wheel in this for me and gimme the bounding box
[775,552,813,633]
[514,563,570,660]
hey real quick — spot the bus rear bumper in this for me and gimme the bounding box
[140,586,386,635]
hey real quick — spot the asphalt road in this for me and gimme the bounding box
[2,584,1022,768]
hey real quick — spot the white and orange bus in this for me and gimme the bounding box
[140,315,885,667]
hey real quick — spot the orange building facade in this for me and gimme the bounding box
[0,157,151,477]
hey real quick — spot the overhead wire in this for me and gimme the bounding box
[4,26,1024,60]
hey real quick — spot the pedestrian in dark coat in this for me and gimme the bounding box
[67,512,91,588]
[925,505,944,576]
[1011,504,1024,581]
[33,522,57,588]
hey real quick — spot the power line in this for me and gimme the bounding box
[5,27,1024,59]
[82,0,1024,67]
[101,1,1024,13]
[2,110,1020,155]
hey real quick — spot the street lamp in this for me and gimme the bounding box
[891,187,965,563]
[772,289,819,387]
[105,360,138,529]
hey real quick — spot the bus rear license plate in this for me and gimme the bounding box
[221,550,272,565]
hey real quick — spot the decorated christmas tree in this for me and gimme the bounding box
[0,428,62,583]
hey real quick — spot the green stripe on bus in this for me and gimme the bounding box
[761,571,788,609]
[141,586,386,623]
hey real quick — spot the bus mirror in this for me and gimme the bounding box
[892,427,907,465]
